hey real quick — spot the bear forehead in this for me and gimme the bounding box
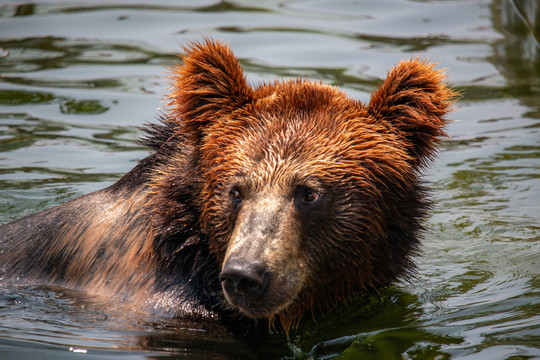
[201,81,412,188]
[252,79,363,120]
[205,79,398,148]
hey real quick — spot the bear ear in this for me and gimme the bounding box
[167,39,254,138]
[367,59,457,167]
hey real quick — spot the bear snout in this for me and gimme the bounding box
[219,259,271,303]
[218,192,308,318]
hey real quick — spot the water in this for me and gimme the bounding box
[0,0,538,359]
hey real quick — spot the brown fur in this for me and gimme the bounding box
[0,39,457,333]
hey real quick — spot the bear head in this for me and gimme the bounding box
[152,39,455,330]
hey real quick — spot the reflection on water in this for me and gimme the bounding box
[0,285,278,359]
[0,0,539,359]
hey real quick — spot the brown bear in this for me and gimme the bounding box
[0,39,456,332]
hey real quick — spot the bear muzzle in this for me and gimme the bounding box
[218,192,307,318]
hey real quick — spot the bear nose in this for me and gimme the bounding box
[219,260,270,303]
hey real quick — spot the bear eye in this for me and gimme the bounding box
[304,188,319,203]
[296,186,321,205]
[230,187,243,205]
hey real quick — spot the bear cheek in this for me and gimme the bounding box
[218,194,308,319]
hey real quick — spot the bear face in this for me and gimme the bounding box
[152,40,456,328]
[203,84,415,320]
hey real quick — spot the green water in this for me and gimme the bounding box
[0,0,538,359]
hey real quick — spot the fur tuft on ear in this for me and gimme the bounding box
[368,59,457,167]
[167,39,254,138]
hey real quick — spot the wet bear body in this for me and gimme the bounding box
[0,40,455,331]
